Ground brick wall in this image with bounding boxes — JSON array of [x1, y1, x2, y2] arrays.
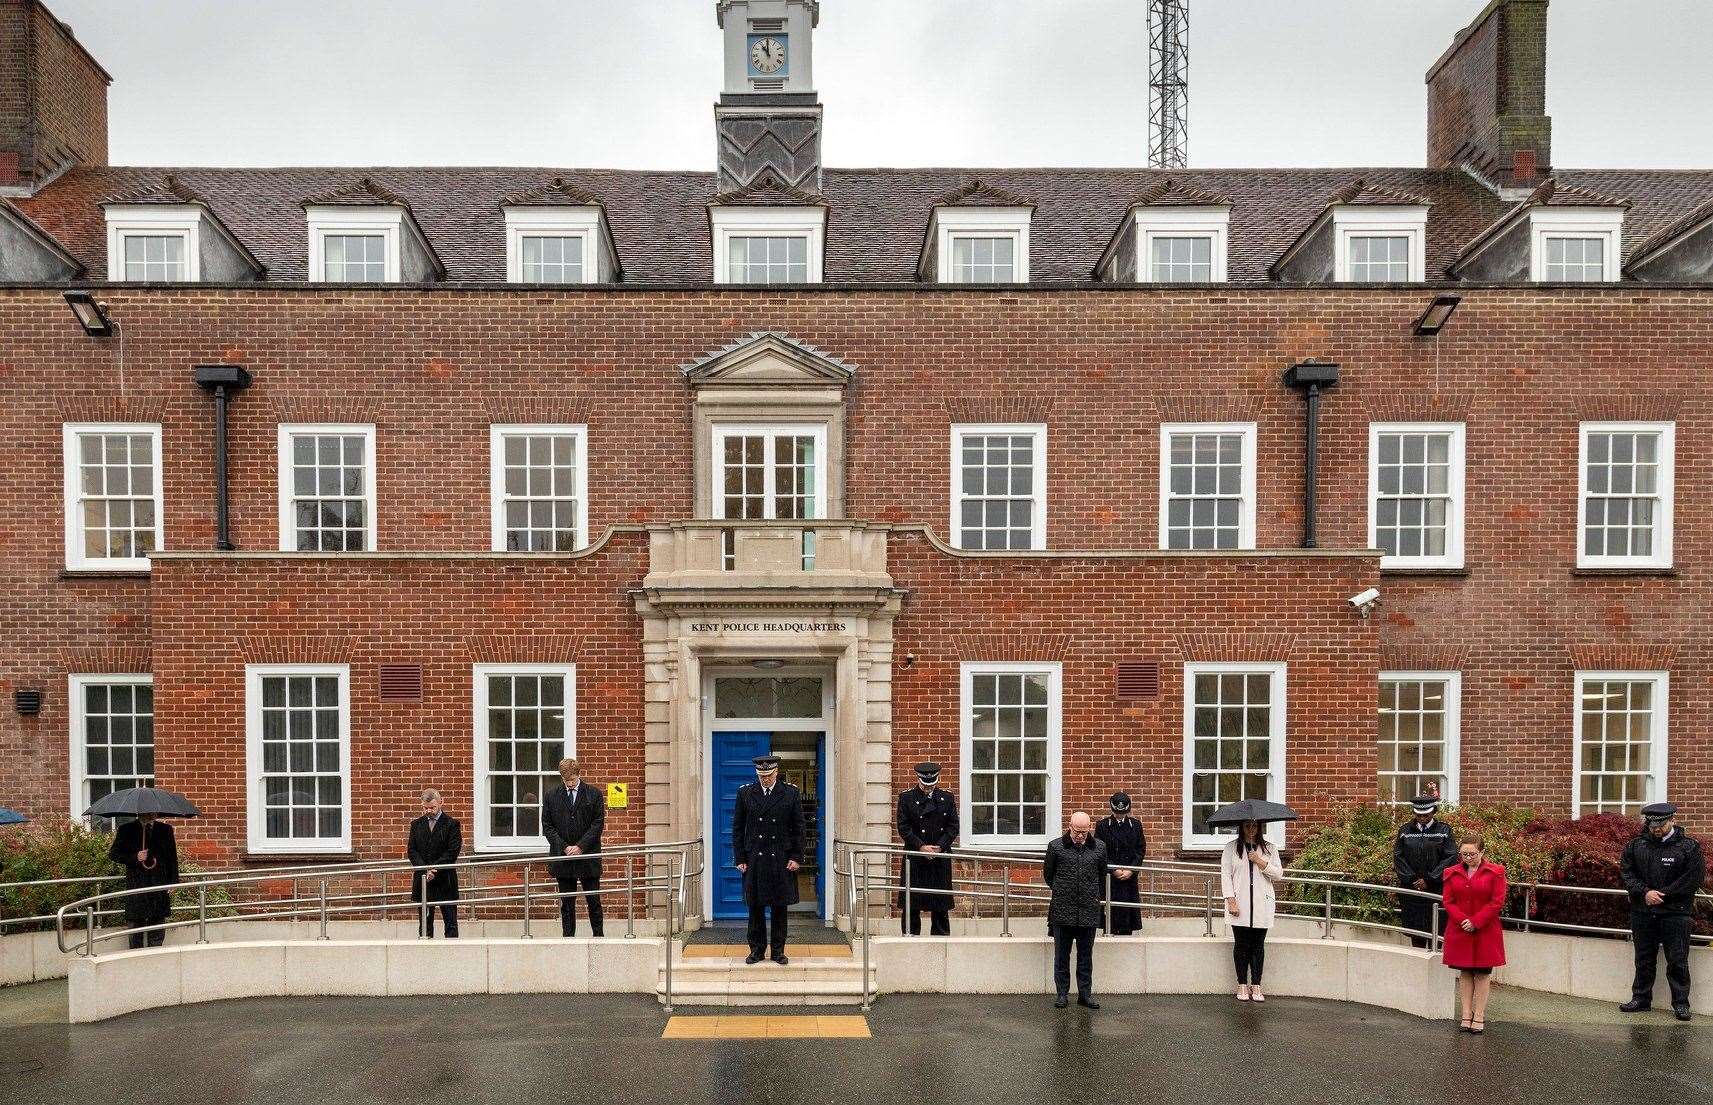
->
[[0, 0, 109, 187], [1426, 0, 1550, 187], [1, 284, 1709, 842]]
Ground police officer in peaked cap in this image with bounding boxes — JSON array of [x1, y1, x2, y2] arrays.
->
[[1619, 802, 1706, 1020], [731, 754, 806, 965], [1095, 792, 1146, 935], [896, 761, 958, 936], [1393, 794, 1458, 949]]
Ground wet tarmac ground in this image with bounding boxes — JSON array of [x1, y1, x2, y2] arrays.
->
[[1, 989, 1709, 1105]]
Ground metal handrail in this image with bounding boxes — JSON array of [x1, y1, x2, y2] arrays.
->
[[52, 838, 705, 1012]]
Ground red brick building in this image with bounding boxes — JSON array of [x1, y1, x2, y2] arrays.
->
[[2, 0, 1709, 922]]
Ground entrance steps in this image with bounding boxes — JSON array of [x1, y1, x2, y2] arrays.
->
[[658, 948, 874, 1006]]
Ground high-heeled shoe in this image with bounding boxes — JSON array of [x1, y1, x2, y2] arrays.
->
[[1469, 1020, 1486, 1035], [1458, 1019, 1473, 1033]]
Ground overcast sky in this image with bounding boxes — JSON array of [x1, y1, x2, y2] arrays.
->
[[47, 0, 1713, 170]]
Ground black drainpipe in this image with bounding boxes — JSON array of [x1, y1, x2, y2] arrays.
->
[[1282, 360, 1340, 549], [193, 364, 253, 551]]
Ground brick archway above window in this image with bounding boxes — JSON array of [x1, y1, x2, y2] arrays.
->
[[238, 635, 356, 664], [57, 646, 150, 674], [1567, 643, 1677, 671], [1380, 644, 1470, 671], [56, 396, 165, 424], [1176, 632, 1296, 663], [1151, 394, 1262, 424], [1362, 392, 1474, 422], [1574, 394, 1682, 422], [464, 634, 582, 664], [944, 394, 1052, 424], [950, 632, 1070, 662]]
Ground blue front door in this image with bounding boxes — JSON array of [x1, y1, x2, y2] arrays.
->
[[712, 730, 772, 920]]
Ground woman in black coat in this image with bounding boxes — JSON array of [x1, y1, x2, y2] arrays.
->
[[1094, 792, 1146, 935], [107, 815, 178, 949]]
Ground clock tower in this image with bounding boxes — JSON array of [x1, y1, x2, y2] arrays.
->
[[714, 0, 822, 196]]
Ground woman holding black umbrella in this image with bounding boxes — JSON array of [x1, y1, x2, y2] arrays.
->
[[1220, 818, 1283, 1001]]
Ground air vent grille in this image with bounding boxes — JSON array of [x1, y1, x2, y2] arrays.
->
[[1114, 662, 1160, 699], [378, 664, 423, 702]]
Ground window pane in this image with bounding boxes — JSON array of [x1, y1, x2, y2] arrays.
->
[[967, 669, 1054, 840], [1165, 431, 1246, 549]]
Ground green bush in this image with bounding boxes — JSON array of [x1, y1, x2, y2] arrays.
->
[[1, 822, 234, 934]]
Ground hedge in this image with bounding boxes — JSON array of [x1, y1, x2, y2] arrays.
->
[[1, 823, 234, 935]]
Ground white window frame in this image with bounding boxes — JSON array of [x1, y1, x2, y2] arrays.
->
[[62, 422, 164, 572], [488, 424, 589, 552], [1377, 670, 1462, 807], [1182, 661, 1288, 851], [959, 660, 1063, 849], [306, 206, 403, 283], [1367, 422, 1466, 569], [710, 422, 829, 520], [502, 206, 604, 284], [276, 423, 378, 552], [1572, 670, 1669, 819], [710, 206, 826, 284], [67, 673, 154, 819], [1158, 422, 1258, 551], [245, 663, 352, 855], [1135, 207, 1230, 283], [1577, 421, 1674, 569], [471, 663, 577, 853], [930, 206, 1032, 284], [1333, 206, 1427, 283], [948, 423, 1047, 551], [104, 205, 199, 282], [1529, 208, 1623, 283]]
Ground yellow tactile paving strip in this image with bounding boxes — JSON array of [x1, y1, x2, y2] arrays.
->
[[681, 943, 852, 958], [662, 1015, 871, 1039]]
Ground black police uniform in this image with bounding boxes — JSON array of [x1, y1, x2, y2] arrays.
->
[[896, 779, 958, 935], [1620, 811, 1706, 1015], [1094, 804, 1146, 935], [731, 767, 806, 962], [1393, 815, 1458, 948]]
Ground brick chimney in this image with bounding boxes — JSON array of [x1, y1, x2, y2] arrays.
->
[[0, 0, 110, 192], [1426, 0, 1550, 191]]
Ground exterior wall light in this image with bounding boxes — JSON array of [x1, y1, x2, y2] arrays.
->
[[1412, 294, 1461, 336], [63, 290, 114, 336]]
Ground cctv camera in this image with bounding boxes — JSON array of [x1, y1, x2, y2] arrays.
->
[[1348, 588, 1380, 615]]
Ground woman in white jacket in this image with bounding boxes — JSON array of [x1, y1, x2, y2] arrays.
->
[[1221, 819, 1283, 1001]]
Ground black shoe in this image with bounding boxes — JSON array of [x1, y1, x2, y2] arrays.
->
[[1053, 996, 1069, 1009], [1619, 999, 1651, 1013], [1674, 1007, 1692, 1022], [745, 953, 763, 965], [772, 954, 790, 966], [1077, 997, 1101, 1010]]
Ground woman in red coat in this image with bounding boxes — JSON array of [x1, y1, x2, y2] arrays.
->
[[1441, 834, 1507, 1033]]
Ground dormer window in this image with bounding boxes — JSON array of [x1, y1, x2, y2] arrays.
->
[[303, 178, 444, 284], [709, 204, 826, 285], [116, 225, 189, 281], [1097, 181, 1230, 284], [101, 177, 263, 284], [1334, 207, 1427, 283], [501, 179, 618, 285], [1530, 206, 1623, 282], [920, 180, 1033, 285]]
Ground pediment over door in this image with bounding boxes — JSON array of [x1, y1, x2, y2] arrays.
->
[[680, 331, 856, 389]]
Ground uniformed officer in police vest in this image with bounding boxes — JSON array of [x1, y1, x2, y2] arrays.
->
[[1619, 802, 1706, 1021], [896, 761, 958, 935], [1393, 794, 1458, 948], [731, 754, 806, 965]]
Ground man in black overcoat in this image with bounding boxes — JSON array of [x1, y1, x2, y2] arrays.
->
[[896, 761, 958, 936], [408, 788, 462, 938], [1392, 794, 1457, 948], [107, 814, 178, 949], [1095, 792, 1146, 935], [732, 754, 805, 964], [542, 757, 605, 937]]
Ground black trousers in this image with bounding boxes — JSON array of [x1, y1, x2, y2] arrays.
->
[[557, 874, 604, 937], [1106, 874, 1142, 935], [1631, 911, 1692, 1008], [1399, 889, 1440, 950], [1232, 925, 1268, 984], [902, 909, 951, 936], [418, 901, 459, 938], [126, 921, 166, 949], [748, 901, 789, 956], [1053, 925, 1096, 999]]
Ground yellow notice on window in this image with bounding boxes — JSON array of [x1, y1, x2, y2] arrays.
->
[[607, 782, 629, 808]]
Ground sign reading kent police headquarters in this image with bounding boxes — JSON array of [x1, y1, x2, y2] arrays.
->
[[687, 619, 851, 633]]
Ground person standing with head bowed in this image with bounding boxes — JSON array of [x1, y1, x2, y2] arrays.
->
[[732, 754, 806, 965], [896, 761, 958, 936], [1393, 793, 1458, 949], [542, 757, 605, 937], [1044, 810, 1107, 1010], [408, 788, 462, 938], [1221, 819, 1282, 1002], [1095, 792, 1146, 935], [107, 812, 179, 949], [1441, 834, 1506, 1033], [1619, 802, 1705, 1021]]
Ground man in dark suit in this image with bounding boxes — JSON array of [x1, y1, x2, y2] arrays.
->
[[896, 761, 957, 935], [542, 757, 605, 937], [407, 788, 462, 938], [732, 754, 805, 965], [107, 813, 178, 949]]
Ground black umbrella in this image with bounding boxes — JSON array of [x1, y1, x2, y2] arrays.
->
[[1206, 799, 1298, 826], [85, 787, 200, 820], [0, 807, 27, 826]]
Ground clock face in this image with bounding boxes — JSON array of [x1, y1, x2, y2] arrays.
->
[[749, 35, 787, 75]]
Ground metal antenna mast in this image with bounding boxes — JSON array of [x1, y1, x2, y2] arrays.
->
[[1148, 0, 1189, 168]]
